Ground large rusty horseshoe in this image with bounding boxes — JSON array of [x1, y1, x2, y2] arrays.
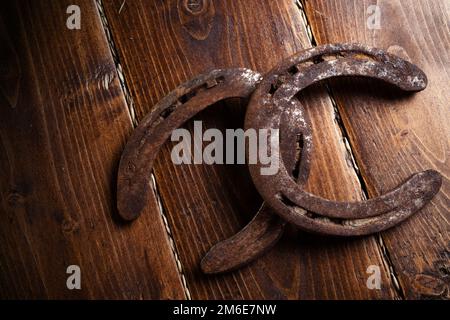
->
[[245, 43, 442, 236]]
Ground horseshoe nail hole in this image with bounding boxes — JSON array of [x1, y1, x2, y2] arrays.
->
[[287, 65, 299, 75], [179, 90, 196, 104], [294, 51, 377, 70], [301, 53, 345, 65], [147, 76, 228, 135], [179, 76, 226, 104], [313, 56, 325, 64], [276, 192, 348, 226], [206, 78, 218, 88], [268, 83, 278, 95], [292, 133, 303, 179], [322, 56, 336, 62], [200, 75, 225, 90], [349, 52, 377, 62], [322, 54, 339, 62], [215, 75, 225, 84], [300, 60, 315, 67], [324, 52, 347, 61], [160, 104, 177, 119], [268, 77, 286, 95]]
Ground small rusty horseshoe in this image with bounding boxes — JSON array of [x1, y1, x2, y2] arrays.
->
[[117, 68, 300, 274], [245, 43, 442, 236]]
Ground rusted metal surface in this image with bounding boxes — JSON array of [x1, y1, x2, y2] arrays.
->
[[116, 44, 442, 274], [117, 68, 262, 221], [245, 43, 443, 236]]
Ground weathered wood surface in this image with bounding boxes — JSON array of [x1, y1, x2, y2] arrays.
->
[[2, 0, 446, 300], [304, 0, 450, 299], [0, 0, 185, 299], [102, 0, 395, 299]]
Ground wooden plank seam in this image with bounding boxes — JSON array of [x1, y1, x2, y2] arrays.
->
[[296, 0, 405, 298], [376, 234, 404, 298], [95, 0, 192, 299], [150, 174, 192, 299], [327, 94, 407, 297], [95, 0, 137, 126]]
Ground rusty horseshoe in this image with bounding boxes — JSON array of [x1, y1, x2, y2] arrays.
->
[[245, 43, 442, 236], [117, 68, 312, 274]]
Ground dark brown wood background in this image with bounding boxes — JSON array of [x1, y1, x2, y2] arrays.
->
[[0, 0, 448, 299]]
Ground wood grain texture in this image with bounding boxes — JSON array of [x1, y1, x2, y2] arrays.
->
[[103, 0, 396, 299], [0, 0, 185, 299], [304, 0, 450, 299]]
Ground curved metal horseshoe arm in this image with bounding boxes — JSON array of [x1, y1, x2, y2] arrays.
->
[[201, 99, 313, 274], [117, 68, 262, 221], [276, 57, 442, 219], [272, 57, 439, 219]]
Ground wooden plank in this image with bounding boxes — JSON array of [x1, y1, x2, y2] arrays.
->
[[304, 0, 450, 299], [103, 0, 396, 299], [0, 0, 185, 299]]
